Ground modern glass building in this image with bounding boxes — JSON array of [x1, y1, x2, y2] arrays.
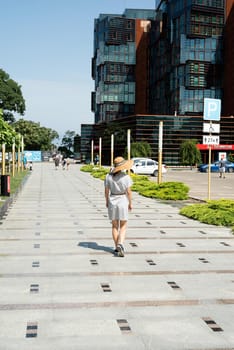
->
[[223, 0, 234, 115], [149, 0, 224, 116], [82, 1, 233, 164], [91, 9, 156, 124]]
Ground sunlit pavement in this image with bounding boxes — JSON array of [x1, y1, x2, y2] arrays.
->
[[161, 167, 234, 201], [0, 162, 233, 350]]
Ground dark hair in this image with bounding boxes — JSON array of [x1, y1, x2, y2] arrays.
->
[[110, 170, 120, 176]]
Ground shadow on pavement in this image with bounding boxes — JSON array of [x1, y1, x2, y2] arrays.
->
[[78, 241, 113, 254]]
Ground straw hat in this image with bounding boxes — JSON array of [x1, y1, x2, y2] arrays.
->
[[112, 156, 133, 173]]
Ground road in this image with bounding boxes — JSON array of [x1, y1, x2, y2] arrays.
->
[[159, 167, 234, 201]]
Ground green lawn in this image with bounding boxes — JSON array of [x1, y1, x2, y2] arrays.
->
[[0, 170, 29, 206]]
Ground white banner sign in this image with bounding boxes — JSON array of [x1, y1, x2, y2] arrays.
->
[[203, 123, 220, 134], [203, 135, 220, 145]]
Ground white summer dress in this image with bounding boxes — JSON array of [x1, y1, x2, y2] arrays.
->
[[104, 171, 132, 221]]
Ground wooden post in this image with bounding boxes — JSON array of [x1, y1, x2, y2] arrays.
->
[[2, 143, 5, 175], [157, 121, 163, 184], [12, 140, 15, 177]]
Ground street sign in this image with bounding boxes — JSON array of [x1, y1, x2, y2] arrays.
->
[[203, 98, 221, 121], [203, 123, 220, 133], [203, 135, 220, 145]]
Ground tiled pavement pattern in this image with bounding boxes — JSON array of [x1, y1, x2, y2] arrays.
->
[[0, 163, 233, 350]]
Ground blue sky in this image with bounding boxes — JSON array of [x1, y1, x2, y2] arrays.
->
[[0, 0, 155, 138]]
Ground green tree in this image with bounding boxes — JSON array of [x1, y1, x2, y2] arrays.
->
[[180, 139, 201, 167], [61, 130, 76, 150], [0, 69, 26, 122], [0, 109, 17, 147], [58, 130, 76, 156], [129, 142, 152, 158], [37, 126, 59, 151], [13, 119, 59, 150]]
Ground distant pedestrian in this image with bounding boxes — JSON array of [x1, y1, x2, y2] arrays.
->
[[66, 158, 71, 170], [104, 156, 133, 257], [219, 158, 226, 178], [94, 154, 99, 165], [23, 154, 27, 170], [54, 154, 60, 170], [62, 157, 66, 170]]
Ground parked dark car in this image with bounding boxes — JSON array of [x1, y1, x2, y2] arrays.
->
[[198, 160, 234, 173]]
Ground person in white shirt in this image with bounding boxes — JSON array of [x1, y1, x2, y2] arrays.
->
[[104, 157, 133, 257]]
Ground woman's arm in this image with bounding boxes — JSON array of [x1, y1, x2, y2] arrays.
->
[[126, 187, 132, 210], [105, 187, 109, 208]]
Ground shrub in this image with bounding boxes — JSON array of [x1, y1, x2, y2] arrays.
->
[[132, 176, 189, 200], [180, 199, 234, 227], [81, 167, 189, 200], [80, 164, 94, 172], [91, 167, 109, 180], [131, 176, 155, 193], [139, 181, 189, 200]]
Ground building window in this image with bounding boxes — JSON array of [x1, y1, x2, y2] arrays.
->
[[126, 33, 132, 41], [127, 20, 132, 29]]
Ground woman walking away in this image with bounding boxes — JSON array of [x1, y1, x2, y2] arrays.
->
[[104, 156, 133, 257]]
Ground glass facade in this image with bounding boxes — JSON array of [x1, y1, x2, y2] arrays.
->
[[93, 115, 203, 165], [92, 9, 155, 124], [80, 124, 94, 162], [223, 0, 234, 115], [85, 2, 233, 165], [149, 0, 224, 116], [92, 113, 233, 165]]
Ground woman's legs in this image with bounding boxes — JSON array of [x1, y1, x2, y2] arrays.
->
[[112, 220, 119, 248], [116, 220, 127, 257], [118, 220, 127, 245], [111, 220, 127, 247]]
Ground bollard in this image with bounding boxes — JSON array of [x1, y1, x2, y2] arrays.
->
[[1, 175, 10, 196]]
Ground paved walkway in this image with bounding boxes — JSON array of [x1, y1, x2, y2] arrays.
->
[[0, 163, 233, 349]]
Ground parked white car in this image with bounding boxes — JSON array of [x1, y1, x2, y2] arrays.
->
[[131, 158, 167, 176]]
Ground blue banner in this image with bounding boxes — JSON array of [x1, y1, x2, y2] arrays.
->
[[24, 151, 42, 162]]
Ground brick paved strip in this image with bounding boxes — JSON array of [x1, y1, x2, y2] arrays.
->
[[0, 298, 234, 311], [191, 348, 234, 350], [0, 236, 233, 240], [2, 250, 234, 257], [1, 269, 234, 278]]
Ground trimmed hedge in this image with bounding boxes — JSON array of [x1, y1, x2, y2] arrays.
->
[[80, 167, 189, 200], [180, 199, 234, 228]]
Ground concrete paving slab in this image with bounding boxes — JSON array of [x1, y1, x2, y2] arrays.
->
[[0, 163, 233, 350]]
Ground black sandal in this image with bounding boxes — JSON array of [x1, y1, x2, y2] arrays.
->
[[117, 244, 125, 257]]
